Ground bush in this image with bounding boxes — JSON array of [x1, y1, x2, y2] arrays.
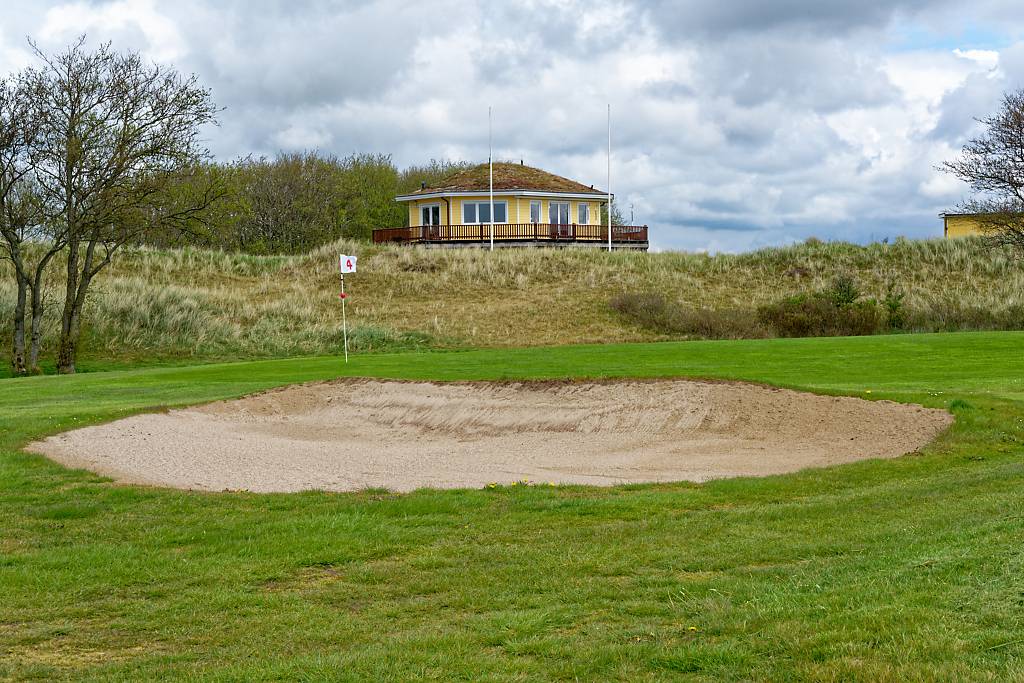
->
[[609, 292, 672, 330], [671, 308, 766, 339], [609, 292, 765, 339], [903, 301, 1024, 332], [883, 282, 906, 330], [827, 274, 861, 307], [757, 276, 885, 337]]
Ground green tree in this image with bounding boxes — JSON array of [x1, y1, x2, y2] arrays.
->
[[337, 153, 402, 239]]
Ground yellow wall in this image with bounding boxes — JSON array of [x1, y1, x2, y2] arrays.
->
[[408, 196, 603, 226], [944, 215, 984, 238]]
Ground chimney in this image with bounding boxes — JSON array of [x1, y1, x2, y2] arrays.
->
[[420, 181, 426, 190], [520, 159, 524, 165]]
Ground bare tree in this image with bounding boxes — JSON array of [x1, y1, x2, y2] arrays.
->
[[942, 90, 1024, 250], [24, 37, 219, 373], [0, 75, 60, 375], [0, 77, 32, 374]]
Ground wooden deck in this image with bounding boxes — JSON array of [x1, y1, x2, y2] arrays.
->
[[372, 223, 649, 250]]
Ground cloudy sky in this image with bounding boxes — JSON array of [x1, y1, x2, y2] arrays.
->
[[2, 1, 1023, 251]]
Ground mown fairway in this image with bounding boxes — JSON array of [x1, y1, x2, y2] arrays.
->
[[2, 331, 1024, 680]]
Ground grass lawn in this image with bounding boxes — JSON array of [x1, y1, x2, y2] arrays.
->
[[3, 331, 1024, 680]]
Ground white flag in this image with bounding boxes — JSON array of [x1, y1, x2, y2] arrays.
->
[[339, 255, 358, 274]]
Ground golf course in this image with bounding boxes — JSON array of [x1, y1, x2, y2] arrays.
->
[[3, 330, 1023, 680]]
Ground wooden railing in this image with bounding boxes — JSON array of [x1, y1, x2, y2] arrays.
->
[[372, 223, 648, 245]]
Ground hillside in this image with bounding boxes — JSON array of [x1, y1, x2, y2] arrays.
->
[[2, 236, 1023, 368]]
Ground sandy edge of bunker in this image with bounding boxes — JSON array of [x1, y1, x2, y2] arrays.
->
[[27, 378, 953, 493]]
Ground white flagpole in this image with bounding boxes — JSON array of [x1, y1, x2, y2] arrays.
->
[[340, 274, 348, 363], [489, 106, 494, 251], [607, 103, 612, 253]]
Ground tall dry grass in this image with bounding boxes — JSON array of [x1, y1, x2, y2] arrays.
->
[[2, 236, 1022, 365]]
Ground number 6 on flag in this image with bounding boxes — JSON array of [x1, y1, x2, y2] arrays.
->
[[339, 254, 357, 273]]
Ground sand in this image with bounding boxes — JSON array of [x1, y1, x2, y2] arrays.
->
[[27, 379, 952, 493]]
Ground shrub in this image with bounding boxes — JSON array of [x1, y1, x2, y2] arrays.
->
[[609, 292, 673, 330], [827, 274, 861, 307], [883, 282, 906, 330], [609, 292, 765, 339], [671, 307, 766, 339], [757, 276, 885, 338], [903, 301, 1024, 332]]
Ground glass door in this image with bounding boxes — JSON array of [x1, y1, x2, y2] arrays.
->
[[549, 202, 570, 237], [421, 204, 440, 239]]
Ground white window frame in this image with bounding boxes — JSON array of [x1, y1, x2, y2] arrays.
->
[[549, 201, 570, 225], [462, 200, 508, 224], [420, 203, 441, 226], [530, 200, 542, 224], [578, 202, 590, 225]]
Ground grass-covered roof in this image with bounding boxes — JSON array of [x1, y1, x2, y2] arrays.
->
[[408, 162, 606, 196]]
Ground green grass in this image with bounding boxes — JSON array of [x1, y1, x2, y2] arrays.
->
[[3, 331, 1024, 680]]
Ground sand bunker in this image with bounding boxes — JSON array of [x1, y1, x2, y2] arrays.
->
[[28, 379, 952, 493]]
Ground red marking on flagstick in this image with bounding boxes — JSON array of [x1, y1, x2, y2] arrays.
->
[[338, 292, 348, 299]]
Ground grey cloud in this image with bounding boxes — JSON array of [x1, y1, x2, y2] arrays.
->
[[642, 0, 953, 38], [178, 1, 430, 104], [5, 0, 1024, 251], [693, 37, 900, 111], [930, 42, 1024, 145]]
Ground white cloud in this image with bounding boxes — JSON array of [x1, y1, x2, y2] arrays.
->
[[39, 0, 184, 62], [954, 48, 1000, 70]]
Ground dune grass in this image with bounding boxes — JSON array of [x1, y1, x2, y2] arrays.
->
[[3, 331, 1024, 680], [4, 236, 1024, 371]]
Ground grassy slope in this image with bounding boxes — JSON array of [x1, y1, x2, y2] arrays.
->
[[3, 331, 1024, 680], [5, 236, 1024, 369]]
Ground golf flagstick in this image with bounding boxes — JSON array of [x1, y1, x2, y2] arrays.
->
[[338, 253, 357, 363], [341, 273, 348, 363]]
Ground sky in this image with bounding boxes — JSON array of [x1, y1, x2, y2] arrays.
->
[[2, 1, 1024, 252]]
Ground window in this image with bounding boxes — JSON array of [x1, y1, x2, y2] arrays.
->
[[420, 204, 440, 226], [549, 201, 569, 225], [462, 200, 507, 224], [578, 203, 590, 225], [530, 200, 541, 224]]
